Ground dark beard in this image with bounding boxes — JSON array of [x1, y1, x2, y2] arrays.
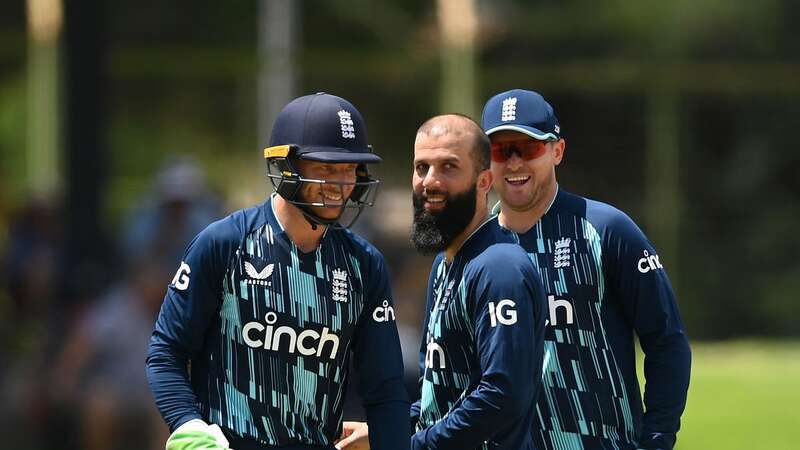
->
[[410, 184, 477, 255]]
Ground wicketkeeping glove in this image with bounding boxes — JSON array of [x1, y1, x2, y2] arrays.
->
[[166, 419, 233, 450]]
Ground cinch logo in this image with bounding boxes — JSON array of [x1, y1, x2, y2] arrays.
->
[[171, 261, 191, 291], [372, 300, 395, 322], [637, 250, 664, 274], [501, 97, 517, 121], [488, 299, 517, 327], [242, 312, 341, 360], [548, 295, 574, 326], [424, 338, 446, 369], [337, 110, 356, 139], [244, 261, 274, 286]]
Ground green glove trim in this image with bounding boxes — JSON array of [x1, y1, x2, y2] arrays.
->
[[166, 430, 229, 450]]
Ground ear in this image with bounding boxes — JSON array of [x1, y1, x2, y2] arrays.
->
[[476, 169, 493, 195], [552, 138, 566, 166]]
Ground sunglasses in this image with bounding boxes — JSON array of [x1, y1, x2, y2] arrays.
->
[[490, 139, 552, 163]]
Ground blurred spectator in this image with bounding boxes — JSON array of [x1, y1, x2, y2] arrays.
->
[[2, 195, 62, 321], [0, 156, 224, 449], [51, 256, 171, 450], [0, 195, 64, 449], [123, 155, 221, 270], [40, 156, 221, 450]]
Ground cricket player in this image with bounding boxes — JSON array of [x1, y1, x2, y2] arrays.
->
[[146, 93, 410, 450], [337, 114, 548, 450], [481, 89, 692, 449]]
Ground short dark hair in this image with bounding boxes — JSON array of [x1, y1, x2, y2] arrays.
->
[[416, 113, 490, 174]]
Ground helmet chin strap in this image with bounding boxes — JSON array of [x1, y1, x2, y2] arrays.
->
[[296, 203, 335, 231], [287, 176, 365, 230], [295, 200, 364, 231]]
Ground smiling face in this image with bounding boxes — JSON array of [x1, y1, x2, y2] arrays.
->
[[410, 117, 492, 254], [412, 134, 477, 214], [293, 158, 358, 219], [489, 130, 564, 213]]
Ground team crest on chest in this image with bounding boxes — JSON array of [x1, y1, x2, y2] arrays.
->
[[438, 279, 455, 310], [332, 268, 349, 303], [553, 237, 572, 269]]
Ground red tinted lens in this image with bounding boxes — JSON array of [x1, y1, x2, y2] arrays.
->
[[490, 140, 547, 162]]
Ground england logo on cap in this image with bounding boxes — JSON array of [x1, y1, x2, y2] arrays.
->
[[501, 97, 517, 121]]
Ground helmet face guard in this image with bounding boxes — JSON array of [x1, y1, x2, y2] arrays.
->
[[264, 145, 380, 228]]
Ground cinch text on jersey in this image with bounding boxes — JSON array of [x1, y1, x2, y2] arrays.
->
[[242, 311, 341, 360]]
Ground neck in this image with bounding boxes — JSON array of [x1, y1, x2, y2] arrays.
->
[[445, 203, 488, 262], [499, 181, 558, 233], [273, 195, 326, 252]]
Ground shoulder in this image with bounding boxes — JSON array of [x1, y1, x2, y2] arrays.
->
[[559, 194, 656, 260], [482, 216, 519, 244], [191, 204, 264, 252], [557, 189, 646, 240], [336, 228, 387, 266], [468, 242, 534, 281], [583, 197, 648, 243], [477, 242, 529, 263]]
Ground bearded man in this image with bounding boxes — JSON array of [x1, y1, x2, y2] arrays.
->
[[337, 114, 548, 450]]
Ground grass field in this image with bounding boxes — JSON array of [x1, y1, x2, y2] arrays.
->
[[646, 340, 800, 449]]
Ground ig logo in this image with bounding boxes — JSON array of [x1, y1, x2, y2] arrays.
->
[[372, 300, 396, 322], [488, 299, 517, 327], [171, 262, 191, 291]]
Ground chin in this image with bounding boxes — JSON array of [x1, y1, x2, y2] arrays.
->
[[499, 189, 528, 204], [317, 207, 344, 219], [501, 196, 535, 212]]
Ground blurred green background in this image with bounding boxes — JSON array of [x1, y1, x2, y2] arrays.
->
[[674, 341, 800, 449], [1, 1, 798, 449]]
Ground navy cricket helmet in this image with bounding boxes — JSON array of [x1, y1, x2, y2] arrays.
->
[[263, 92, 381, 228]]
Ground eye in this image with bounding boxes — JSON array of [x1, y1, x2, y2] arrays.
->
[[336, 164, 357, 174], [342, 165, 358, 180], [415, 163, 429, 176]]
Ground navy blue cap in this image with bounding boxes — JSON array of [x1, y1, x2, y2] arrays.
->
[[268, 92, 381, 163], [481, 89, 561, 140]]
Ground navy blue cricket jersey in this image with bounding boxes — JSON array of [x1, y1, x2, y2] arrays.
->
[[146, 195, 410, 450], [410, 217, 548, 450], [507, 188, 691, 450]]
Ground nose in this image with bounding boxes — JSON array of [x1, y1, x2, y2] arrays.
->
[[323, 168, 356, 197], [505, 152, 524, 171], [329, 167, 357, 184], [421, 167, 441, 190]]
